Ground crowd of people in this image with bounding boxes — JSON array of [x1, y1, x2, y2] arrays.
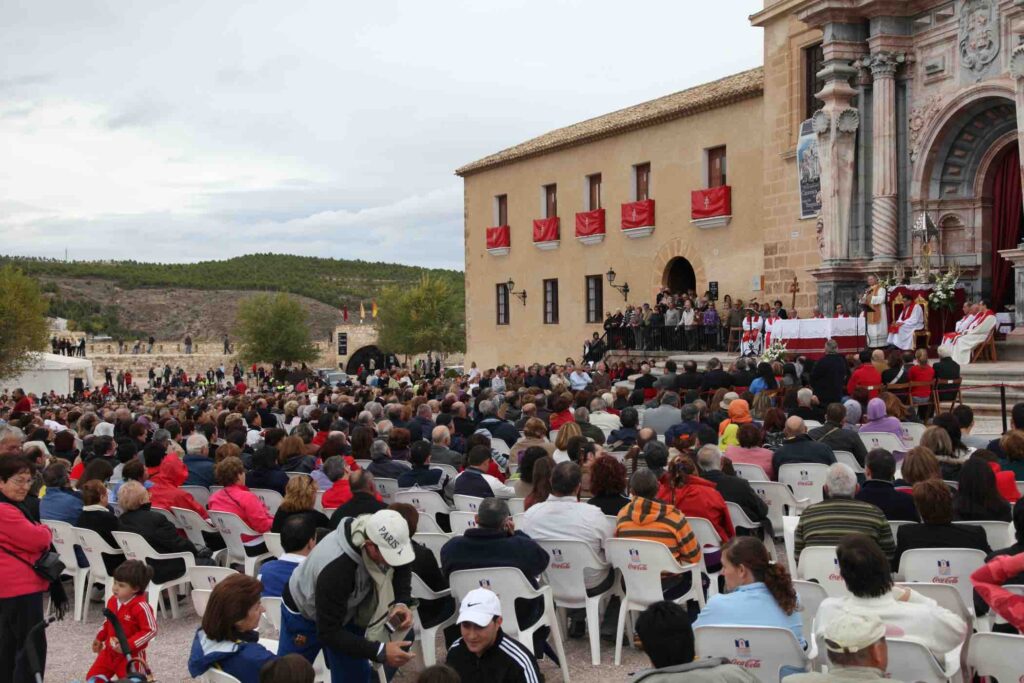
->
[[52, 335, 87, 357], [1, 342, 1023, 683]]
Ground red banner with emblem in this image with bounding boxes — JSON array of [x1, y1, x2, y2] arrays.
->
[[691, 185, 731, 219], [574, 209, 605, 237], [486, 225, 510, 249], [532, 217, 560, 243], [621, 199, 655, 230]]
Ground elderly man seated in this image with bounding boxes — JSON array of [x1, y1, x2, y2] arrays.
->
[[887, 297, 925, 351], [784, 612, 893, 683]]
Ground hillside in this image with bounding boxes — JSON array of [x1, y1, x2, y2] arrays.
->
[[2, 253, 464, 339]]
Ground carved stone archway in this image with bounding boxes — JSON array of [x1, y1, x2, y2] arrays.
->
[[651, 239, 707, 298]]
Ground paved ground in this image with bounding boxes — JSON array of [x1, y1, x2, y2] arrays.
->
[[44, 598, 649, 682]]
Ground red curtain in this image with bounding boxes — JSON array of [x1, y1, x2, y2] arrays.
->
[[991, 145, 1022, 311]]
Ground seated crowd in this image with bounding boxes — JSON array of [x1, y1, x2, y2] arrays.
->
[[1, 346, 1023, 683]]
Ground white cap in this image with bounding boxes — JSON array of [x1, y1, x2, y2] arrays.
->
[[364, 510, 413, 567], [823, 612, 886, 654], [457, 588, 502, 627]]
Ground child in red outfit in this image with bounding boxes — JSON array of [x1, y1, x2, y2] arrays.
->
[[86, 560, 158, 681]]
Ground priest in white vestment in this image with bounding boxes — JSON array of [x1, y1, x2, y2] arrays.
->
[[886, 298, 925, 350], [941, 302, 975, 345], [944, 302, 997, 365], [741, 312, 763, 357], [861, 275, 888, 347]]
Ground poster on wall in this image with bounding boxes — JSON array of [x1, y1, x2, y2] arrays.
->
[[797, 119, 821, 220]]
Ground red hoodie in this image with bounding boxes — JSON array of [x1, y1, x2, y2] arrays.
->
[[657, 475, 735, 541], [148, 456, 209, 520]]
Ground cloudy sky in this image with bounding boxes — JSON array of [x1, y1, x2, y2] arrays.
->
[[0, 1, 763, 270]]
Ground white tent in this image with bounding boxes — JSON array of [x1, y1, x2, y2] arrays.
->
[[0, 353, 94, 397]]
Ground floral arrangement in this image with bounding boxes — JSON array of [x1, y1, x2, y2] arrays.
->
[[927, 264, 960, 311], [760, 338, 789, 363]]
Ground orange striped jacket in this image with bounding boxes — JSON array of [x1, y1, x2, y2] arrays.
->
[[615, 496, 702, 566]]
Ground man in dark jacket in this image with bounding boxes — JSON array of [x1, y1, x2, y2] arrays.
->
[[808, 403, 868, 466], [700, 358, 732, 393], [932, 346, 961, 403], [397, 441, 451, 498], [772, 417, 836, 475], [729, 358, 755, 389], [697, 445, 771, 534], [676, 360, 704, 392], [855, 449, 918, 521], [810, 340, 848, 407], [330, 471, 387, 527], [445, 588, 541, 683], [476, 400, 518, 448]]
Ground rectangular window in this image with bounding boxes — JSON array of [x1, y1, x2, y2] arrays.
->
[[543, 184, 557, 218], [543, 278, 559, 324], [805, 42, 825, 120], [635, 162, 651, 201], [587, 173, 602, 211], [585, 275, 604, 324], [707, 146, 727, 187], [496, 194, 508, 226], [496, 283, 509, 325]]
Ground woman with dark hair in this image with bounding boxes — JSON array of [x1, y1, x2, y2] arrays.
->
[[548, 394, 575, 431], [523, 457, 553, 510], [881, 350, 906, 386], [77, 480, 124, 574], [387, 428, 412, 462], [512, 446, 550, 499], [657, 454, 734, 541], [749, 362, 778, 396], [246, 446, 288, 495], [586, 455, 631, 516], [895, 478, 991, 571], [188, 574, 277, 681], [349, 427, 374, 462], [693, 536, 802, 644], [954, 456, 1012, 521], [278, 435, 316, 474], [781, 362, 800, 388], [970, 449, 1020, 504], [761, 407, 787, 451]]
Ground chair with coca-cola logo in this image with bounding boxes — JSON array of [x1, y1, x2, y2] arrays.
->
[[899, 548, 987, 622], [796, 545, 849, 598], [778, 463, 830, 505], [693, 625, 809, 683]]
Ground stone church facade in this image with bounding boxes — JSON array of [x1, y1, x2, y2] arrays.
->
[[458, 0, 1024, 368]]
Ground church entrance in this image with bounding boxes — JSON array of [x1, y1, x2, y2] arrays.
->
[[985, 143, 1022, 311], [663, 257, 696, 295]]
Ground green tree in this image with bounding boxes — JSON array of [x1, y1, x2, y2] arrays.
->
[[235, 293, 319, 366], [376, 274, 466, 357], [0, 266, 50, 380]]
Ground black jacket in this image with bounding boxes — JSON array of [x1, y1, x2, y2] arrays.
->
[[933, 358, 961, 401], [702, 470, 770, 525], [810, 353, 848, 407], [246, 467, 289, 496], [329, 493, 386, 528], [676, 371, 704, 392], [271, 508, 332, 534], [894, 522, 991, 570], [701, 369, 733, 392], [771, 435, 836, 475], [77, 507, 119, 547], [586, 493, 631, 517], [808, 421, 868, 466], [118, 504, 198, 583], [440, 528, 549, 588], [855, 480, 918, 522], [478, 418, 519, 448], [445, 629, 542, 683]]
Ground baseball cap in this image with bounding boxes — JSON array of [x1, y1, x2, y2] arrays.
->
[[823, 612, 886, 654], [720, 392, 739, 409], [364, 510, 414, 567], [457, 588, 502, 627]]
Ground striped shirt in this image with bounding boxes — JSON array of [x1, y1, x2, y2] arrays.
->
[[794, 498, 895, 559], [615, 496, 702, 565]]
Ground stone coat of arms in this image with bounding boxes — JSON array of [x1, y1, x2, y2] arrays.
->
[[960, 0, 999, 74]]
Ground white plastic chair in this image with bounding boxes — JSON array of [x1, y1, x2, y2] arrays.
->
[[549, 430, 559, 442], [171, 507, 226, 564], [263, 532, 284, 558], [778, 463, 830, 505], [901, 422, 925, 446], [208, 510, 274, 576], [952, 520, 1013, 550], [355, 459, 372, 470], [429, 464, 459, 482], [250, 488, 283, 516], [412, 532, 450, 565], [191, 588, 211, 617], [448, 511, 478, 535], [393, 489, 452, 529], [886, 636, 961, 683], [151, 506, 180, 528], [536, 539, 616, 665], [687, 517, 723, 596], [203, 666, 242, 683], [803, 420, 822, 430], [507, 497, 525, 515], [491, 439, 511, 456], [605, 538, 704, 665], [694, 626, 809, 683], [448, 567, 570, 682], [181, 485, 211, 507], [899, 547, 987, 619], [966, 631, 1024, 681], [792, 580, 827, 640], [858, 430, 906, 453], [410, 573, 455, 668], [44, 520, 89, 621], [833, 450, 863, 474], [415, 515, 444, 534], [733, 463, 770, 482], [797, 546, 848, 598], [725, 502, 776, 561], [888, 519, 914, 540], [894, 582, 973, 632], [74, 527, 125, 620], [374, 477, 398, 504], [189, 565, 239, 589], [112, 531, 195, 619], [782, 515, 799, 574], [261, 595, 283, 631], [453, 494, 484, 512], [751, 482, 809, 538], [314, 490, 326, 513]]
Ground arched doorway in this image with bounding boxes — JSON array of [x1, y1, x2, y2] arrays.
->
[[984, 143, 1022, 311], [345, 345, 384, 374], [663, 257, 697, 294]]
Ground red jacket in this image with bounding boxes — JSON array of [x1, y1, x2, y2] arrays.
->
[[549, 410, 574, 431], [972, 553, 1024, 631], [846, 364, 882, 399], [95, 592, 157, 655], [13, 396, 31, 414], [149, 456, 209, 520], [907, 364, 934, 397], [209, 484, 273, 542], [987, 461, 1021, 504], [656, 475, 735, 541], [0, 501, 53, 598], [322, 478, 383, 509]]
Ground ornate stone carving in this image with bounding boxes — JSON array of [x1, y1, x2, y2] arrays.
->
[[836, 108, 860, 134], [863, 51, 904, 79], [1011, 43, 1024, 80], [909, 95, 944, 164], [811, 110, 831, 135], [959, 0, 1000, 74]]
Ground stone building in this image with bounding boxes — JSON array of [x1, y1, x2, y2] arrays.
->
[[457, 0, 1024, 368]]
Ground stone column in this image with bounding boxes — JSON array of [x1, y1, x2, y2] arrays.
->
[[864, 51, 903, 264], [1010, 44, 1024, 215]]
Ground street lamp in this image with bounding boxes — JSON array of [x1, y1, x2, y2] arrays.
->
[[506, 278, 527, 305], [606, 268, 629, 301]]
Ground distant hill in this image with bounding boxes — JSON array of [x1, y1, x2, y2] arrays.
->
[[2, 253, 464, 339]]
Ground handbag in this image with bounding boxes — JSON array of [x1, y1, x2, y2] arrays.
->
[[0, 544, 66, 583]]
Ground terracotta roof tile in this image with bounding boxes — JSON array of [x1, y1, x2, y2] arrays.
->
[[455, 67, 764, 177]]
